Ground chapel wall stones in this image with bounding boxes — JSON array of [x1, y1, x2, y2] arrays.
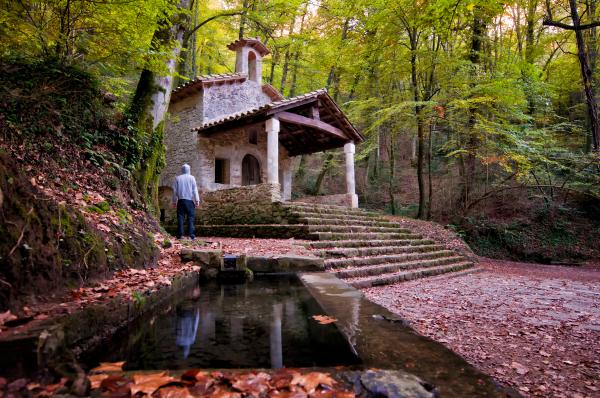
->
[[202, 80, 272, 123], [198, 183, 289, 225], [161, 92, 203, 189]]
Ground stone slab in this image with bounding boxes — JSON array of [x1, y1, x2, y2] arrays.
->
[[247, 255, 324, 273]]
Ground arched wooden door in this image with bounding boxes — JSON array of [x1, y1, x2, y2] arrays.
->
[[242, 154, 261, 185]]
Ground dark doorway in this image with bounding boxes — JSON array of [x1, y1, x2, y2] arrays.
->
[[215, 158, 230, 184], [242, 154, 261, 186]]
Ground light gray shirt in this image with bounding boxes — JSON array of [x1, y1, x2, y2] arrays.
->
[[172, 164, 200, 204]]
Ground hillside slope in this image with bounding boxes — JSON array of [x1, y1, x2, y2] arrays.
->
[[0, 60, 160, 311]]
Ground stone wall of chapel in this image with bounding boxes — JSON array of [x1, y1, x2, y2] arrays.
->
[[160, 91, 204, 190], [197, 124, 290, 192], [202, 80, 272, 123]]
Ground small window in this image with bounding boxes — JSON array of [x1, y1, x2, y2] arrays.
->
[[249, 129, 258, 145], [215, 158, 230, 184], [248, 51, 257, 82]]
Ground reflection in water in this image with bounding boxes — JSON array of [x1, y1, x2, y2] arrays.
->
[[95, 276, 361, 370], [175, 307, 199, 358], [270, 303, 283, 369]]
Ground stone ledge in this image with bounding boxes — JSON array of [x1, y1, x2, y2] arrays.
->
[[247, 254, 324, 273], [0, 271, 200, 378], [194, 224, 314, 239]]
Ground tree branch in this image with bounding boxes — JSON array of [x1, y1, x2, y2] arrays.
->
[[543, 18, 600, 30], [184, 11, 245, 41]]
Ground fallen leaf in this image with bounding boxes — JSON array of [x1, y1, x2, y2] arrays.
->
[[90, 361, 125, 373], [291, 372, 336, 394], [209, 387, 242, 398], [89, 374, 109, 389], [271, 369, 298, 389], [511, 361, 529, 375], [312, 315, 337, 325], [231, 372, 270, 397], [0, 310, 17, 326], [97, 223, 111, 233], [131, 372, 175, 396], [270, 391, 308, 398], [99, 374, 131, 396], [157, 386, 194, 398]]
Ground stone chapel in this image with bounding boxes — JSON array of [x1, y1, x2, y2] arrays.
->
[[158, 38, 363, 223]]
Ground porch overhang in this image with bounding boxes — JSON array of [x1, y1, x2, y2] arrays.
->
[[191, 90, 364, 156]]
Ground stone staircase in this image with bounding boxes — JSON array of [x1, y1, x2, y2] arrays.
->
[[283, 202, 476, 288]]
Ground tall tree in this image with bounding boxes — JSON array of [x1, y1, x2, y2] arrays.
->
[[544, 0, 600, 150]]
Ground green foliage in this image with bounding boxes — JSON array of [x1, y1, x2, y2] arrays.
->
[[0, 60, 143, 170], [132, 290, 147, 309], [87, 201, 111, 214]]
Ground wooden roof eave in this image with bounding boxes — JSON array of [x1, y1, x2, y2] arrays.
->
[[315, 93, 364, 143], [276, 111, 350, 143]]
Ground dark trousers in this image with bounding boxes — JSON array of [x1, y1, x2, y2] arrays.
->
[[177, 199, 196, 239]]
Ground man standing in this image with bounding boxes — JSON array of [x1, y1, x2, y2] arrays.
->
[[172, 164, 200, 239]]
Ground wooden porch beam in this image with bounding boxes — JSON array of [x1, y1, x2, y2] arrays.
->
[[276, 111, 349, 142]]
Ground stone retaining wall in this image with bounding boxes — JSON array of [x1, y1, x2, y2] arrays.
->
[[198, 183, 287, 225]]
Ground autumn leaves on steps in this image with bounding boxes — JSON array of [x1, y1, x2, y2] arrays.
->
[[283, 202, 476, 288]]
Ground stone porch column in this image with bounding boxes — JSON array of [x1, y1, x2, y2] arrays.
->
[[282, 160, 292, 201], [344, 142, 359, 208], [266, 118, 280, 184]]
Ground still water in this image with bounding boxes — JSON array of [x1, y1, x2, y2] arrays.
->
[[92, 276, 361, 370]]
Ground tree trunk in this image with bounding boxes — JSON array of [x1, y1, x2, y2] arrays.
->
[[239, 0, 249, 39], [408, 29, 426, 219], [426, 122, 433, 220], [569, 0, 600, 150], [313, 152, 335, 195], [461, 6, 486, 210], [128, 0, 190, 211], [289, 2, 308, 98], [388, 136, 396, 215]]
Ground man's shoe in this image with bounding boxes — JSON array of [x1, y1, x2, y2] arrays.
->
[[190, 235, 196, 240]]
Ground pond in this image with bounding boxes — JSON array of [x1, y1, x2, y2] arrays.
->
[[89, 276, 361, 371]]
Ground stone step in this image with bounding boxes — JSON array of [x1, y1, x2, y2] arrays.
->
[[297, 217, 397, 228], [348, 262, 475, 289], [325, 249, 455, 269], [289, 210, 388, 222], [334, 256, 465, 279], [316, 243, 446, 259], [304, 238, 433, 249], [282, 203, 380, 217], [307, 225, 412, 234], [310, 232, 421, 241]]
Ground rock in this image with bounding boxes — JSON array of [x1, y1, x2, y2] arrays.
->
[[359, 370, 436, 398], [192, 249, 223, 268], [70, 373, 90, 396], [246, 255, 279, 273], [102, 92, 118, 105], [180, 248, 194, 262]]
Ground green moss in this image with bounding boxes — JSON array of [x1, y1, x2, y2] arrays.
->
[[116, 208, 132, 225], [87, 201, 110, 214]]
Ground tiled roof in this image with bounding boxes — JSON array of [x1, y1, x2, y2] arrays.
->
[[227, 38, 270, 56], [191, 89, 328, 132], [172, 73, 246, 95], [261, 84, 284, 101]]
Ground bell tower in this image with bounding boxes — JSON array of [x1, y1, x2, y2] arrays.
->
[[227, 38, 270, 84]]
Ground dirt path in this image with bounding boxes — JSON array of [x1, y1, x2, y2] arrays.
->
[[363, 258, 600, 398]]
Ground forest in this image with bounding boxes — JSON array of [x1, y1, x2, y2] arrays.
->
[[1, 0, 599, 261]]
